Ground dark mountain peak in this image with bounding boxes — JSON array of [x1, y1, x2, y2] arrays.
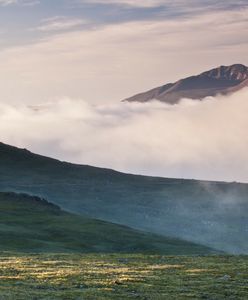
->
[[200, 64, 248, 82], [124, 63, 248, 104]]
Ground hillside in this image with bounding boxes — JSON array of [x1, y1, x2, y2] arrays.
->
[[0, 142, 248, 253], [124, 64, 248, 104], [0, 192, 214, 254]]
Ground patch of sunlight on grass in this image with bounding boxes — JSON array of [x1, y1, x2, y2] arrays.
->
[[0, 253, 247, 300], [148, 264, 183, 270], [0, 276, 23, 280], [185, 269, 209, 273]]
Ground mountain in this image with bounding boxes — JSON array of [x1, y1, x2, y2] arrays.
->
[[0, 142, 248, 253], [0, 192, 214, 254], [124, 64, 248, 104]]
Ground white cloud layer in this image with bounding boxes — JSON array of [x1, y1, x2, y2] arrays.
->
[[1, 88, 248, 183]]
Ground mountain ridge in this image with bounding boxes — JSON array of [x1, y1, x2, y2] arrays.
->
[[124, 64, 248, 104]]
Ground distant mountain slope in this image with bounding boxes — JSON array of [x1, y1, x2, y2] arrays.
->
[[124, 64, 248, 104], [0, 142, 248, 253], [0, 192, 214, 254]]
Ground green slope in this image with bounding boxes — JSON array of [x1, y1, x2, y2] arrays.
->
[[0, 192, 215, 254], [0, 142, 248, 253]]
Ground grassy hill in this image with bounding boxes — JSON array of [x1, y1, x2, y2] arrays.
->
[[0, 142, 248, 253], [0, 192, 215, 254]]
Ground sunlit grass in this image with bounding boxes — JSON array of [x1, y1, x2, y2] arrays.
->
[[0, 253, 247, 299]]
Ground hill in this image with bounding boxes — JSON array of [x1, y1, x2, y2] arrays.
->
[[124, 64, 248, 104], [0, 192, 214, 254], [0, 142, 248, 253]]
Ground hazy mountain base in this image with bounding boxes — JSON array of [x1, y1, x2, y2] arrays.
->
[[0, 192, 214, 255], [0, 142, 247, 254], [0, 253, 247, 300]]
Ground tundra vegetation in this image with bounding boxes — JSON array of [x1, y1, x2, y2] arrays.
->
[[0, 253, 247, 299]]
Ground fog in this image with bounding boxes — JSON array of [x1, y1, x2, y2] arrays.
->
[[0, 88, 248, 182]]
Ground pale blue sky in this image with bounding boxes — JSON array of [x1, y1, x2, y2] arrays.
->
[[1, 1, 247, 46]]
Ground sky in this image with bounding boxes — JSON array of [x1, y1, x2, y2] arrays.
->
[[0, 0, 247, 103], [0, 1, 248, 182]]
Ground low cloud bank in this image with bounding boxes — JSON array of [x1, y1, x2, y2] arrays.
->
[[0, 88, 248, 182]]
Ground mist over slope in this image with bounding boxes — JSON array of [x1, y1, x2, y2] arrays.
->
[[0, 192, 213, 254], [0, 142, 247, 254]]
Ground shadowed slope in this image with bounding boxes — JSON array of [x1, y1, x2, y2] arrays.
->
[[0, 142, 248, 253], [0, 192, 215, 254]]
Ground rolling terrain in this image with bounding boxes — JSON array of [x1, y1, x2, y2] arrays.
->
[[124, 64, 248, 104], [0, 142, 248, 253], [0, 192, 213, 254]]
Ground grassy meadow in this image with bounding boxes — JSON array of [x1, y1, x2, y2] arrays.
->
[[0, 253, 247, 300]]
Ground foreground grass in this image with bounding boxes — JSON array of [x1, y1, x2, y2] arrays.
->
[[0, 253, 247, 299]]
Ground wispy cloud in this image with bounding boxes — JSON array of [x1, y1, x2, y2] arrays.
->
[[81, 0, 166, 8], [0, 0, 17, 5], [0, 0, 39, 6], [37, 16, 88, 32], [80, 0, 248, 10]]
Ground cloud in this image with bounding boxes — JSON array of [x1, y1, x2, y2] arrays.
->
[[0, 0, 18, 5], [0, 8, 247, 104], [0, 0, 39, 6], [1, 88, 248, 183], [79, 0, 248, 9], [37, 17, 88, 32], [81, 0, 166, 7]]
